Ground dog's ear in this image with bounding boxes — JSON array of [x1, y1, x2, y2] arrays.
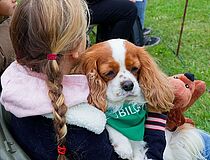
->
[[71, 52, 107, 112], [136, 47, 174, 112], [86, 67, 107, 112]]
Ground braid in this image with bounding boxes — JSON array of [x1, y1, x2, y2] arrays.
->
[[46, 59, 68, 160]]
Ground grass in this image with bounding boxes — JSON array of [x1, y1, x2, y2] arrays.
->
[[89, 0, 210, 132], [145, 0, 210, 132]]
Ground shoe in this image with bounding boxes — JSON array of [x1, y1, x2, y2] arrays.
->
[[143, 28, 152, 36], [144, 36, 161, 47]]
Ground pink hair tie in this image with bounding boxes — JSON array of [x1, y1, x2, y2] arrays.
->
[[47, 53, 57, 60], [57, 145, 67, 155]]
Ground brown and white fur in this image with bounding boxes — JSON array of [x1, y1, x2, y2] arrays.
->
[[70, 39, 174, 160], [71, 39, 174, 114]]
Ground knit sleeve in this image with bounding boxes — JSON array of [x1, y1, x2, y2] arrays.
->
[[144, 112, 167, 160]]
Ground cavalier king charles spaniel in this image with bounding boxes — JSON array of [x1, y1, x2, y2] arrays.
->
[[44, 39, 205, 159], [70, 39, 174, 159]]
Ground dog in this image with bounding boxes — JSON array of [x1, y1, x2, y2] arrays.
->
[[70, 39, 174, 160], [45, 39, 205, 159]]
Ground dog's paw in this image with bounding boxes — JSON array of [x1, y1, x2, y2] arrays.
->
[[106, 125, 133, 159], [114, 144, 133, 160]]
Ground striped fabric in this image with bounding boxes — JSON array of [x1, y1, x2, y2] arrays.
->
[[145, 112, 167, 132]]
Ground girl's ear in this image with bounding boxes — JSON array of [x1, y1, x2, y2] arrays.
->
[[71, 52, 107, 112], [137, 47, 174, 112], [71, 51, 79, 59]]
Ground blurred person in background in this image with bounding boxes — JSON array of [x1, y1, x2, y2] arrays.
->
[[0, 0, 17, 91]]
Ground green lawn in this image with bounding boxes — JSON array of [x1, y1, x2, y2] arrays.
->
[[145, 0, 210, 132]]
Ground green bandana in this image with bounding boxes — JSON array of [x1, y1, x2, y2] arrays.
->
[[106, 102, 147, 141]]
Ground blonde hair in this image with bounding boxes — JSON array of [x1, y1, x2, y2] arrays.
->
[[10, 0, 89, 159]]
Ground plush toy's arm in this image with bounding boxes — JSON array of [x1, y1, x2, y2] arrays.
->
[[166, 108, 185, 131]]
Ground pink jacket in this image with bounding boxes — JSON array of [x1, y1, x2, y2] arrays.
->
[[0, 61, 89, 117]]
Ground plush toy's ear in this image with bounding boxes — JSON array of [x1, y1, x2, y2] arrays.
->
[[136, 47, 174, 112], [70, 52, 107, 112], [184, 80, 206, 111]]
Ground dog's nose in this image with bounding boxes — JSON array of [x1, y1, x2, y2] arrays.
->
[[121, 80, 134, 91]]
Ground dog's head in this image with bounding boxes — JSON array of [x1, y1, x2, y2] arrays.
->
[[71, 39, 174, 112]]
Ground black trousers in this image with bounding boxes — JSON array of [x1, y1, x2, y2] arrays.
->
[[88, 0, 137, 42]]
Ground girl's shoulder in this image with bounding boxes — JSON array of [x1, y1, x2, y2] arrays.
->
[[1, 62, 90, 117]]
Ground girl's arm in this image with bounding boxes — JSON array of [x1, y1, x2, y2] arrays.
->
[[144, 112, 167, 160]]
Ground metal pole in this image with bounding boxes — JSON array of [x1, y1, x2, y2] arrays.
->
[[176, 0, 189, 56]]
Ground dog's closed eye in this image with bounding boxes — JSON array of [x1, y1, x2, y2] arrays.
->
[[130, 67, 139, 74], [104, 70, 116, 79]]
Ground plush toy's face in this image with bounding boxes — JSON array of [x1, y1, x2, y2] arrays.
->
[[168, 74, 195, 110], [166, 73, 206, 131]]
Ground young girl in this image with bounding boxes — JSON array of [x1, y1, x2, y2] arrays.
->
[[0, 0, 120, 159]]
